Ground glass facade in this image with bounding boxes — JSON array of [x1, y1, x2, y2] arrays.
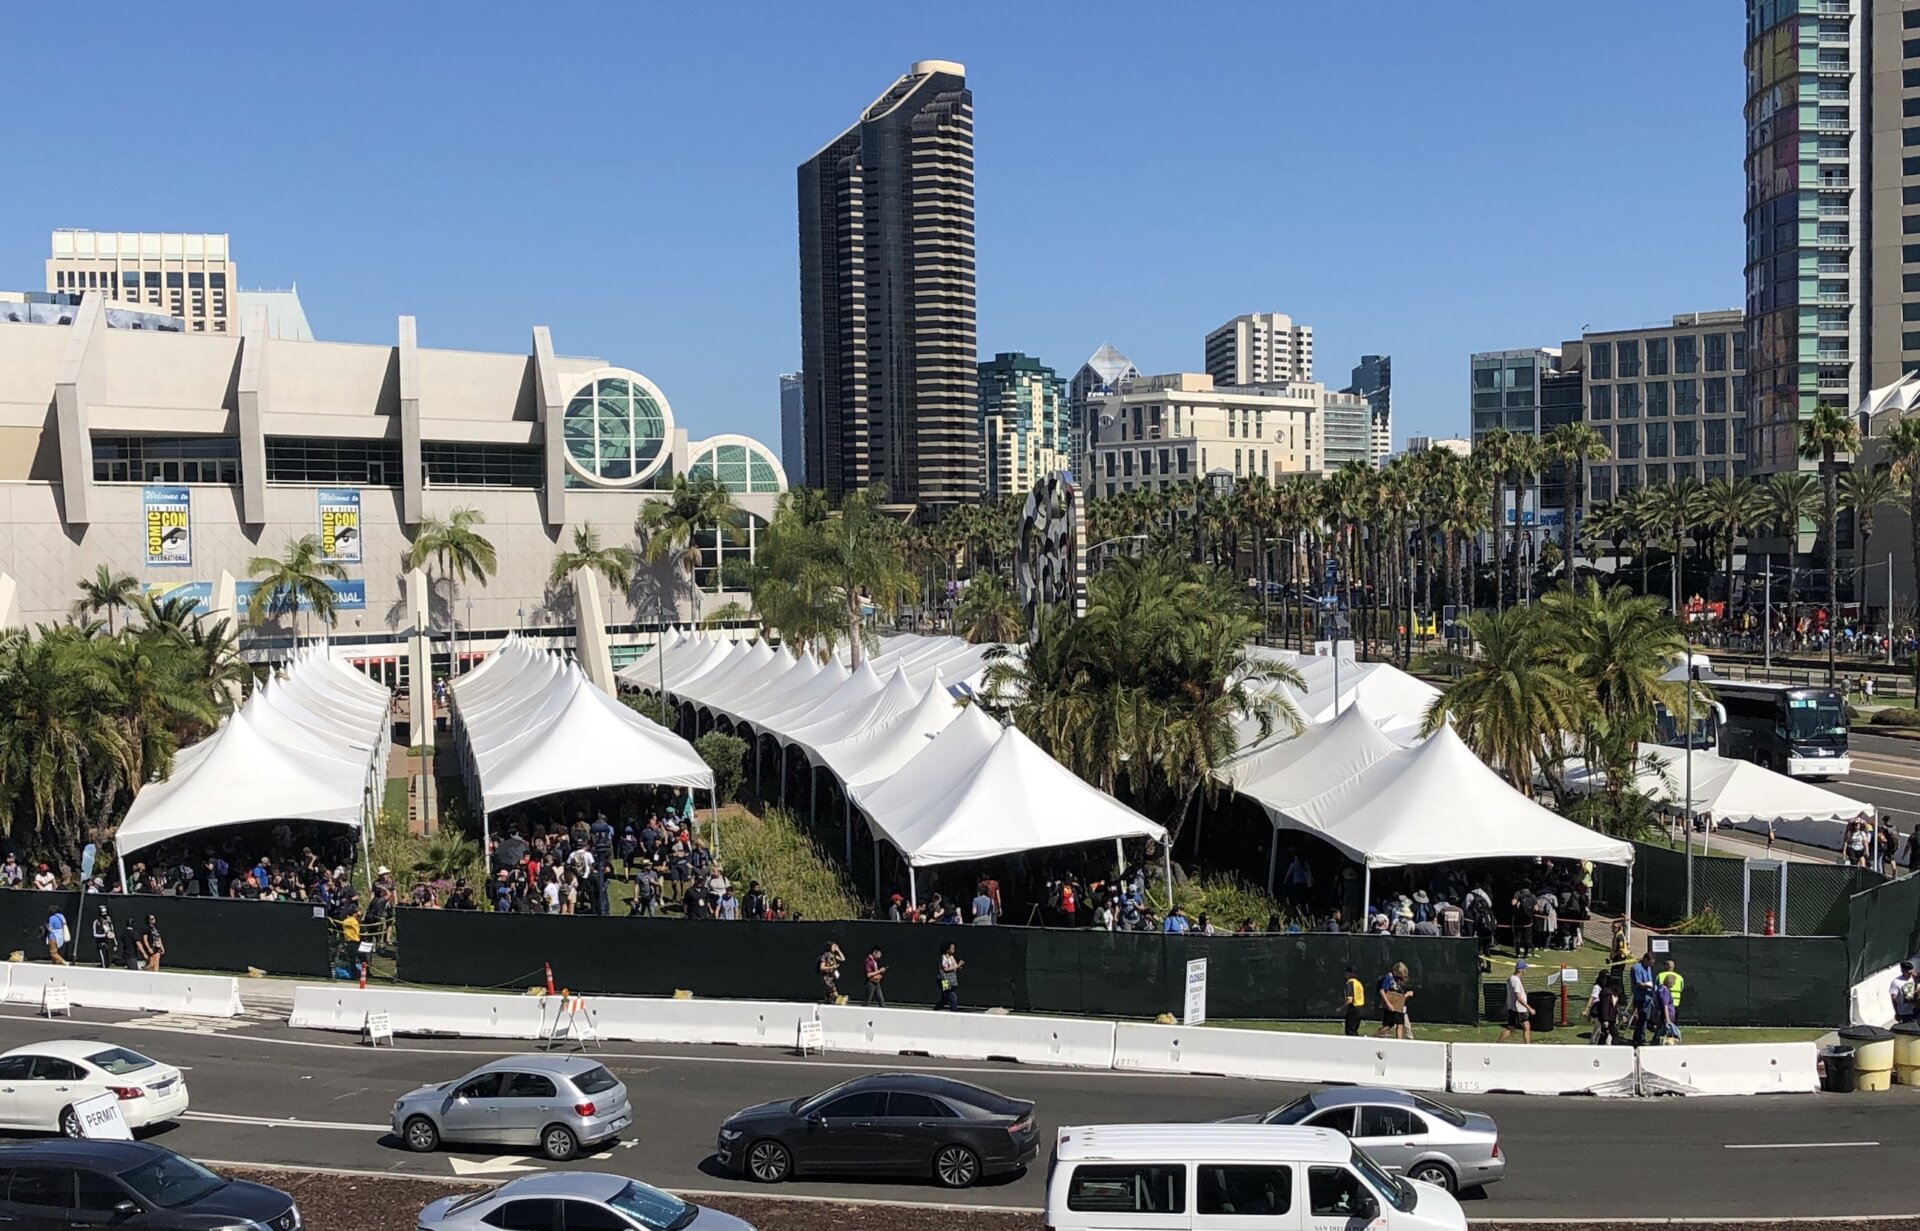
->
[[266, 436, 400, 485], [562, 375, 668, 485], [93, 435, 238, 484], [423, 442, 544, 488], [1581, 319, 1748, 506], [687, 440, 783, 494]]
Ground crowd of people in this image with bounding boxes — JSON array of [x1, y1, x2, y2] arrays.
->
[[1842, 818, 1920, 874]]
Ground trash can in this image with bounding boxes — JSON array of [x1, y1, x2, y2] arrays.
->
[[1819, 1044, 1856, 1093], [1892, 1022, 1920, 1086], [1839, 1025, 1895, 1091]]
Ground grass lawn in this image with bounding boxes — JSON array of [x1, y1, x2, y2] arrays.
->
[[383, 777, 408, 816], [1208, 1017, 1826, 1046], [606, 804, 863, 921]]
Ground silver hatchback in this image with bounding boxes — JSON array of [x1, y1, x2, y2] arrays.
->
[[393, 1055, 631, 1162], [1221, 1086, 1502, 1194]]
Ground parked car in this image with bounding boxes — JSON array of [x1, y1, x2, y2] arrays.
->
[[420, 1172, 751, 1231], [0, 1042, 189, 1136], [0, 1140, 299, 1231], [1219, 1087, 1502, 1193], [1047, 1123, 1466, 1231], [392, 1055, 630, 1162], [716, 1072, 1037, 1189]]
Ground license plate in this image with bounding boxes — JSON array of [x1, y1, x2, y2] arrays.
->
[[151, 1080, 175, 1094], [610, 1116, 629, 1131]]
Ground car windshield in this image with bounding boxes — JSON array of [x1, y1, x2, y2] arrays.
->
[[439, 1186, 501, 1216], [1411, 1094, 1468, 1128], [1264, 1094, 1314, 1123], [610, 1180, 695, 1231], [574, 1065, 620, 1096], [1788, 696, 1847, 741], [1351, 1146, 1415, 1213], [86, 1047, 156, 1077], [118, 1155, 226, 1209], [798, 1078, 860, 1113]]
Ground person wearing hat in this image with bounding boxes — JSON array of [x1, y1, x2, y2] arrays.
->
[[90, 906, 117, 969], [1341, 965, 1365, 1036], [1497, 961, 1533, 1043], [32, 863, 57, 893], [818, 942, 846, 1004]]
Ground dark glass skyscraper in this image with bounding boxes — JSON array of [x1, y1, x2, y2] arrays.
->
[[797, 60, 978, 514]]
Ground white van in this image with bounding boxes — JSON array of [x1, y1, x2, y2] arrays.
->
[[1045, 1123, 1466, 1231]]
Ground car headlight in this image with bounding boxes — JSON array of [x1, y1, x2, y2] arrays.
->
[[719, 1128, 743, 1140]]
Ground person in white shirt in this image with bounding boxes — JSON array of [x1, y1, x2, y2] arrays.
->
[[32, 864, 56, 892], [542, 877, 562, 913]]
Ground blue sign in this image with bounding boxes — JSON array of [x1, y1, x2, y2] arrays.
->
[[144, 581, 214, 611], [238, 579, 367, 613]]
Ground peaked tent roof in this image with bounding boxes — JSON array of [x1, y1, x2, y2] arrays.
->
[[818, 673, 963, 784], [1632, 744, 1874, 826], [849, 702, 1004, 819], [783, 667, 919, 754], [867, 725, 1169, 868], [1227, 700, 1403, 816], [1283, 725, 1633, 868]]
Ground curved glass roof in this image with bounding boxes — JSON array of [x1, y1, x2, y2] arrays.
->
[[563, 375, 669, 485], [687, 438, 783, 493]]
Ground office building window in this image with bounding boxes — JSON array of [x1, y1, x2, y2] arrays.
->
[[1123, 452, 1134, 477], [1705, 418, 1728, 456], [1647, 381, 1669, 416], [686, 440, 782, 493], [93, 435, 240, 484], [1177, 447, 1189, 472], [1675, 335, 1698, 373], [563, 375, 668, 485], [690, 512, 768, 593], [1616, 424, 1641, 459], [1674, 379, 1698, 416], [1674, 421, 1697, 458], [1589, 385, 1612, 418], [1731, 331, 1746, 372], [423, 442, 544, 488], [1647, 338, 1668, 375], [1617, 384, 1641, 418], [1588, 342, 1612, 379], [1704, 460, 1728, 481], [1591, 467, 1613, 503], [266, 436, 401, 485], [1704, 333, 1727, 372], [1704, 377, 1727, 415], [1616, 464, 1640, 491], [1617, 340, 1641, 377], [1646, 422, 1669, 458], [1595, 424, 1613, 451]]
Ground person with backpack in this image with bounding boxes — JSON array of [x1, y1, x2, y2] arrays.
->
[[1891, 962, 1919, 1025], [864, 947, 888, 1006]]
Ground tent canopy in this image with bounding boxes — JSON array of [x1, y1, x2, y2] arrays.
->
[[1283, 725, 1634, 869], [1226, 699, 1402, 810]]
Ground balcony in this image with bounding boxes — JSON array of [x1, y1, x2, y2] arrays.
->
[[1817, 292, 1849, 303], [1816, 57, 1852, 75], [1817, 26, 1851, 44], [1814, 232, 1852, 248], [1818, 175, 1851, 189], [1818, 376, 1852, 390], [1817, 203, 1849, 216], [1817, 118, 1850, 131], [1818, 0, 1850, 11]]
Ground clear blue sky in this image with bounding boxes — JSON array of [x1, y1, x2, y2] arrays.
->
[[0, 3, 1745, 450]]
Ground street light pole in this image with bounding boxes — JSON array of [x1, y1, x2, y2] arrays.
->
[[1684, 659, 1696, 918]]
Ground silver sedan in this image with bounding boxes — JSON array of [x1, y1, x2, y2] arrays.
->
[[1221, 1086, 1503, 1194], [392, 1054, 631, 1162], [420, 1172, 753, 1231]]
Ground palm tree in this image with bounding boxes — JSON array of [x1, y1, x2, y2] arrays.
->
[[1839, 464, 1897, 616], [1477, 429, 1516, 610], [1882, 418, 1920, 694], [246, 534, 348, 641], [636, 474, 741, 613], [742, 485, 913, 667], [1504, 434, 1547, 605], [1544, 422, 1612, 581], [1233, 474, 1278, 641], [952, 575, 1022, 644], [1765, 470, 1822, 643], [71, 565, 139, 636], [547, 525, 636, 593], [1540, 581, 1687, 741], [1639, 475, 1706, 615], [0, 629, 132, 857], [403, 505, 498, 649], [1700, 477, 1770, 624], [1420, 605, 1589, 790], [1800, 403, 1862, 686]]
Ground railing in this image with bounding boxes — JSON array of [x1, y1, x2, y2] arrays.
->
[[1818, 176, 1850, 188]]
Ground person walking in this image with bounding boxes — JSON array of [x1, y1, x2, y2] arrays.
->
[[43, 905, 70, 965], [1629, 950, 1656, 1047], [864, 947, 888, 1006], [1656, 959, 1686, 1040], [1341, 965, 1365, 1037], [817, 942, 845, 1004], [136, 914, 165, 971], [1496, 962, 1532, 1043], [936, 942, 964, 1011], [1374, 963, 1412, 1040], [1590, 972, 1621, 1046], [90, 907, 116, 969]]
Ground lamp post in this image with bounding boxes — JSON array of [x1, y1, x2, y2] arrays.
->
[[464, 598, 474, 674], [1684, 656, 1698, 917]]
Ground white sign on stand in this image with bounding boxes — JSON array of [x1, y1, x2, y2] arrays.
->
[[70, 1092, 132, 1141], [364, 1011, 394, 1047], [797, 1019, 824, 1056], [1651, 938, 1670, 954], [42, 983, 70, 1018], [1183, 959, 1208, 1026]]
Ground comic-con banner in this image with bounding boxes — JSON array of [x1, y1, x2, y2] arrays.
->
[[145, 579, 367, 617], [317, 488, 361, 563], [142, 485, 191, 567]]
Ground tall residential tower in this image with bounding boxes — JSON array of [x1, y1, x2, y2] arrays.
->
[[977, 352, 1067, 500], [797, 60, 978, 513], [46, 230, 234, 334], [1346, 354, 1392, 466], [1204, 312, 1314, 386], [778, 371, 805, 487]]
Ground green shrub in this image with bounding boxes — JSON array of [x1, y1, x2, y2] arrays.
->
[[620, 693, 674, 726], [1671, 904, 1725, 935], [1870, 707, 1920, 728], [694, 732, 748, 805]]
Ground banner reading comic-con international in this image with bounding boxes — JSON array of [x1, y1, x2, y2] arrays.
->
[[316, 487, 362, 563], [142, 485, 191, 568]]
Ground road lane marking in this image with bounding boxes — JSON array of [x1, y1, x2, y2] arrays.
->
[[449, 1156, 541, 1176], [183, 1111, 388, 1132], [1724, 1141, 1880, 1150]]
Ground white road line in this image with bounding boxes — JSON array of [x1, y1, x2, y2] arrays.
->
[[1724, 1141, 1880, 1150], [182, 1111, 388, 1132]]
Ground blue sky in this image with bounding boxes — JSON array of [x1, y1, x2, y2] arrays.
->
[[0, 3, 1745, 450]]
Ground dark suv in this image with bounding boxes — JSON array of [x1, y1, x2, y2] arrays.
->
[[0, 1140, 299, 1231]]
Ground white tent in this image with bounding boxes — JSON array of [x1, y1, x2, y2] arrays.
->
[[1281, 724, 1635, 910], [1617, 743, 1874, 851], [821, 672, 963, 787], [782, 667, 920, 755]]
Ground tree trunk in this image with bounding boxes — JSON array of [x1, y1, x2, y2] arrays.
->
[[1910, 485, 1920, 697], [1492, 479, 1505, 612], [1824, 453, 1838, 688], [1562, 460, 1580, 587]]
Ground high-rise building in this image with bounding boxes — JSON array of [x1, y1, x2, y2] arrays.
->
[[797, 60, 978, 513], [977, 352, 1067, 500], [1576, 311, 1749, 506], [46, 230, 234, 334], [779, 371, 806, 487], [1204, 312, 1314, 387], [1320, 390, 1374, 470], [1469, 347, 1563, 534], [1346, 354, 1392, 466], [1068, 343, 1137, 482], [1744, 0, 1920, 477]]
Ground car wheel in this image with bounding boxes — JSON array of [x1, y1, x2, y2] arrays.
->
[[402, 1116, 440, 1153], [541, 1124, 579, 1162], [933, 1144, 980, 1189], [59, 1106, 82, 1139], [1408, 1161, 1457, 1193], [746, 1139, 792, 1183]]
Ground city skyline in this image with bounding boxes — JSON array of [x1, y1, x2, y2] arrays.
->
[[0, 4, 1742, 456]]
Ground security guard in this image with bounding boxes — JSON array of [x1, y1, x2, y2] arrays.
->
[[1657, 959, 1685, 1026], [1342, 965, 1365, 1036]]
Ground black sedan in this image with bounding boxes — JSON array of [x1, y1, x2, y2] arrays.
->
[[715, 1073, 1037, 1189], [0, 1140, 299, 1230]]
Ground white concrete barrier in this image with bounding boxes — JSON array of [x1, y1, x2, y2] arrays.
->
[[1448, 1043, 1637, 1096], [1637, 1042, 1820, 1096], [1113, 1022, 1449, 1091], [817, 1005, 1117, 1069], [289, 986, 545, 1038], [1848, 960, 1915, 1028], [1, 962, 242, 1018], [587, 997, 815, 1048]]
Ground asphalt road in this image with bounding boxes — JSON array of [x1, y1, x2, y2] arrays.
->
[[1833, 731, 1920, 836], [0, 1003, 1914, 1220]]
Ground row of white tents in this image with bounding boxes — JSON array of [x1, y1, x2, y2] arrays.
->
[[114, 647, 392, 889], [620, 633, 1173, 903]]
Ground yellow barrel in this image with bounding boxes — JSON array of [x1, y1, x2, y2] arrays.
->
[[1896, 1063, 1920, 1087], [1893, 1023, 1920, 1070], [1841, 1026, 1896, 1091]]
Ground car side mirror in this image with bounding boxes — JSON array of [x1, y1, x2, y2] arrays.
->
[[805, 1113, 825, 1128], [1358, 1194, 1379, 1220], [113, 1200, 138, 1216]]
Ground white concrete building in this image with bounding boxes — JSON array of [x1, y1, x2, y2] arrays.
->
[[1406, 435, 1472, 458], [1205, 312, 1314, 387], [46, 231, 235, 335], [1084, 373, 1320, 498]]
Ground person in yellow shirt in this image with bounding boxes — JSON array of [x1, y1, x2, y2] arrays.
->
[[1657, 960, 1685, 1041], [1342, 965, 1365, 1036], [340, 911, 362, 945]]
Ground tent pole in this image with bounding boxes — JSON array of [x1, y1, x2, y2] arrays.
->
[[909, 864, 918, 910], [872, 837, 880, 913], [361, 815, 374, 895], [481, 805, 492, 871], [1266, 830, 1279, 897], [753, 732, 761, 800], [1161, 844, 1173, 912], [844, 793, 852, 867], [709, 788, 719, 867], [810, 769, 817, 828], [117, 855, 128, 896], [1114, 838, 1125, 879], [1362, 865, 1372, 930], [1624, 863, 1634, 951]]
